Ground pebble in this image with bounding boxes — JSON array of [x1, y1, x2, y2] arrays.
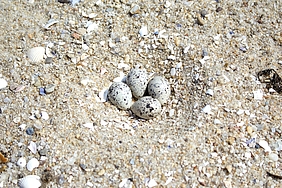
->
[[39, 88, 46, 95], [0, 78, 8, 89], [130, 4, 140, 14], [268, 153, 279, 162], [3, 97, 11, 103], [246, 126, 253, 134], [26, 127, 34, 135], [45, 84, 56, 94], [39, 149, 47, 156]]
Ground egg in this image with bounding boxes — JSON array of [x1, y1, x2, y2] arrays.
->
[[126, 68, 148, 99], [147, 76, 171, 105], [131, 96, 162, 119], [108, 82, 132, 110]]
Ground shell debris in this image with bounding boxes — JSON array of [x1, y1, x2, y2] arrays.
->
[[17, 157, 27, 168], [0, 79, 8, 89]]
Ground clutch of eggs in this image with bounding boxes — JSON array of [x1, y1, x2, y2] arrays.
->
[[107, 68, 170, 119]]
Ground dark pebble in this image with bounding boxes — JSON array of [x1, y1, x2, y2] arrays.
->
[[58, 0, 70, 3], [79, 163, 87, 171], [39, 87, 46, 95], [216, 7, 223, 12], [45, 57, 53, 64], [26, 127, 34, 135], [58, 175, 65, 184], [255, 143, 260, 149]]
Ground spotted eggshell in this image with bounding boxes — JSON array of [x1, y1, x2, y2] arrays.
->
[[126, 69, 148, 99], [147, 76, 171, 105], [131, 96, 161, 119], [108, 82, 132, 110]]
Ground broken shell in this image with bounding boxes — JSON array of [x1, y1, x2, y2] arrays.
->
[[27, 158, 39, 171], [17, 157, 27, 168], [18, 175, 41, 188], [44, 19, 59, 30], [0, 78, 8, 89], [27, 47, 45, 63]]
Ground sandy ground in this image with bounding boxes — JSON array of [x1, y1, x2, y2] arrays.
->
[[0, 0, 282, 187]]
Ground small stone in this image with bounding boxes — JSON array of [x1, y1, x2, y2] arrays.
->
[[39, 149, 47, 156], [79, 164, 87, 171], [227, 136, 235, 145], [98, 169, 105, 176], [268, 153, 279, 162], [45, 84, 55, 94], [216, 7, 223, 12], [26, 127, 34, 135], [130, 4, 140, 14], [3, 97, 11, 103], [226, 165, 232, 173], [246, 126, 253, 134], [45, 57, 53, 64], [39, 88, 46, 95]]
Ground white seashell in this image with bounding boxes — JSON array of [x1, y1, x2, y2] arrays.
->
[[98, 88, 108, 102], [17, 157, 27, 168], [28, 141, 37, 154], [86, 22, 99, 33], [258, 140, 271, 152], [44, 19, 59, 30], [27, 47, 45, 63], [139, 26, 148, 37], [147, 179, 158, 188], [18, 175, 41, 188], [253, 89, 263, 100], [202, 105, 212, 114], [27, 158, 39, 171], [0, 78, 7, 89], [82, 123, 94, 131], [41, 111, 49, 120]]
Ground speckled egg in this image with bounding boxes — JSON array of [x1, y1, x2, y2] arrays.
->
[[131, 96, 162, 119], [108, 82, 132, 110], [126, 68, 148, 99], [147, 76, 171, 105]]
